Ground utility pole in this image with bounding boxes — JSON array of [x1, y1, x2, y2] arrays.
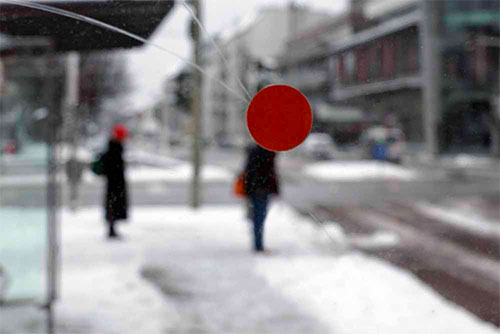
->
[[189, 0, 203, 208], [65, 52, 80, 153], [64, 52, 81, 211], [0, 59, 5, 175]]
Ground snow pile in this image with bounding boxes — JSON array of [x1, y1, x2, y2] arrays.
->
[[416, 202, 500, 237], [0, 163, 232, 186], [125, 164, 232, 183], [444, 154, 495, 168], [125, 150, 183, 168], [304, 161, 418, 181], [29, 204, 496, 333], [301, 216, 400, 251]]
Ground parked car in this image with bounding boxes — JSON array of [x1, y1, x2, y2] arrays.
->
[[299, 133, 337, 160], [216, 135, 248, 149]]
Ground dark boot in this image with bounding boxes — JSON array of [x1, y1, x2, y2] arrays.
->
[[108, 220, 119, 239]]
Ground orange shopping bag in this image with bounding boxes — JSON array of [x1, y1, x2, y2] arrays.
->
[[233, 173, 246, 197]]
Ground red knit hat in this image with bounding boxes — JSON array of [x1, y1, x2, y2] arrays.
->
[[112, 124, 128, 142]]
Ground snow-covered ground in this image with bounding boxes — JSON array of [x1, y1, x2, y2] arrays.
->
[[442, 154, 497, 168], [125, 150, 183, 168], [125, 164, 232, 183], [304, 161, 419, 181], [0, 164, 233, 186], [416, 202, 500, 237], [2, 203, 496, 333]]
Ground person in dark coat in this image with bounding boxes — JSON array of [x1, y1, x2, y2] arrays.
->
[[102, 124, 129, 239], [243, 144, 280, 253]]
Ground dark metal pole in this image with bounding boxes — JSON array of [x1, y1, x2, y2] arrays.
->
[[45, 52, 59, 334], [0, 60, 4, 176], [46, 303, 54, 334]]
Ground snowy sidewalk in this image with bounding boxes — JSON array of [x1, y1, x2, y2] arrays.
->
[[0, 163, 233, 187], [3, 203, 498, 333]]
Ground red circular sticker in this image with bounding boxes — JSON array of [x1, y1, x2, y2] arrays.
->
[[246, 85, 312, 152]]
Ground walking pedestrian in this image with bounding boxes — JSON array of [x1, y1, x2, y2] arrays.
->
[[102, 124, 129, 239], [65, 155, 85, 211], [243, 144, 280, 253]]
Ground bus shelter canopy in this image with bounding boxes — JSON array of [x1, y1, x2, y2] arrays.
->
[[0, 0, 175, 52]]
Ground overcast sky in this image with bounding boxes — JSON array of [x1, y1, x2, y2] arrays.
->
[[126, 0, 348, 109]]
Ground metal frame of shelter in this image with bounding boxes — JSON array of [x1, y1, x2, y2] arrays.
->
[[0, 1, 176, 333]]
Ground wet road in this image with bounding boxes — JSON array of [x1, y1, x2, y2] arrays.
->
[[310, 197, 500, 327]]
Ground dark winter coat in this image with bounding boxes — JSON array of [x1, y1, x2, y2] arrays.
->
[[103, 140, 128, 222], [243, 145, 279, 197]]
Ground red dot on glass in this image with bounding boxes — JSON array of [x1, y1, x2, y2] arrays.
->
[[246, 85, 312, 152]]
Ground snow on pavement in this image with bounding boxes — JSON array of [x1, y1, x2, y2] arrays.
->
[[0, 164, 232, 187], [125, 164, 232, 183], [125, 150, 183, 168], [304, 161, 418, 181], [42, 203, 498, 333], [416, 202, 500, 237]]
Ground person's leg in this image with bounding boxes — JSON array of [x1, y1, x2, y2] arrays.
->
[[108, 219, 118, 238], [246, 199, 254, 221], [69, 181, 78, 211], [251, 194, 269, 251]]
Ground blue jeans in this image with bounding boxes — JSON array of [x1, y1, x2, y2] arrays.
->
[[250, 194, 269, 251]]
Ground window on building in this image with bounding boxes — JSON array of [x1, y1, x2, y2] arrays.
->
[[487, 46, 499, 84], [395, 33, 408, 75], [382, 36, 396, 78], [337, 54, 346, 84], [357, 46, 370, 83], [368, 42, 383, 80], [345, 50, 355, 84]]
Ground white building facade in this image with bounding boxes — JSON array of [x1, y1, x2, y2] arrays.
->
[[201, 4, 332, 147]]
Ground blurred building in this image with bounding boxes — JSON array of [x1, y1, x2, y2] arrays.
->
[[438, 0, 500, 155], [0, 0, 177, 148], [327, 0, 424, 148], [277, 0, 499, 156], [278, 7, 366, 146], [154, 79, 190, 147], [166, 3, 333, 148], [324, 0, 499, 156], [0, 37, 63, 152]]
